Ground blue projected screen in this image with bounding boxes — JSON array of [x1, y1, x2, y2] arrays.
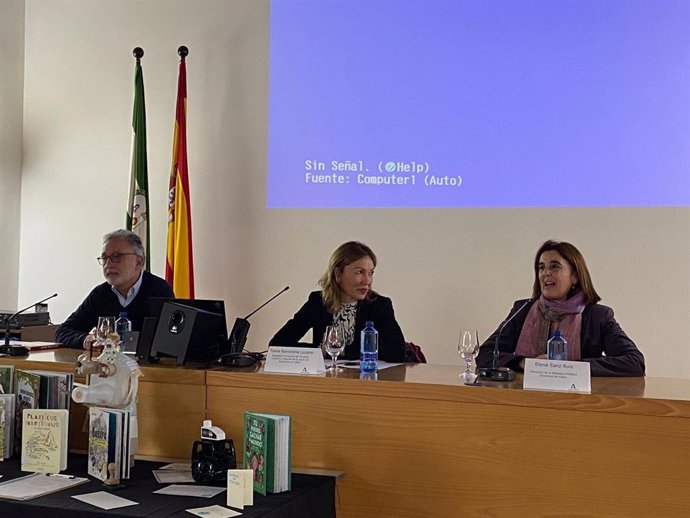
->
[[266, 0, 690, 208]]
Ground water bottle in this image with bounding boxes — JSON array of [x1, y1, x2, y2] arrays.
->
[[360, 321, 379, 373], [547, 330, 568, 361], [115, 311, 132, 344]]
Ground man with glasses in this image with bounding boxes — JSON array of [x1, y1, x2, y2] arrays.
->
[[56, 229, 174, 349]]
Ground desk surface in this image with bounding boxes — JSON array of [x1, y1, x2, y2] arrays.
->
[[3, 350, 690, 517], [0, 455, 335, 518]]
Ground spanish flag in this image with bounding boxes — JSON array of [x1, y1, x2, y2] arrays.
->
[[166, 47, 194, 298]]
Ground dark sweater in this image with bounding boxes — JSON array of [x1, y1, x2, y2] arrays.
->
[[269, 290, 406, 363], [476, 299, 646, 377], [56, 271, 174, 349]]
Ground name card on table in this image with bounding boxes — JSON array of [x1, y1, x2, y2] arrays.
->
[[227, 469, 253, 510], [523, 358, 591, 393], [263, 347, 326, 375]]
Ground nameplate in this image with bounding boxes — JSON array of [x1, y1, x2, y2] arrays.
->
[[523, 358, 591, 393], [263, 347, 326, 375]]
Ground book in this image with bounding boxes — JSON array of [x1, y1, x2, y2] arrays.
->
[[15, 370, 41, 454], [25, 370, 73, 411], [20, 408, 69, 473], [0, 393, 16, 460], [0, 365, 14, 394], [88, 406, 130, 481], [243, 412, 291, 495]]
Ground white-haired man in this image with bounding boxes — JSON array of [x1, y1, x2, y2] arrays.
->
[[56, 229, 174, 349]]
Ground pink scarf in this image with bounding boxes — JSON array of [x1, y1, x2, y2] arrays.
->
[[514, 292, 586, 360]]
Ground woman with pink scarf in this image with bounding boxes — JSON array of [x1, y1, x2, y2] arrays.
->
[[476, 240, 645, 377]]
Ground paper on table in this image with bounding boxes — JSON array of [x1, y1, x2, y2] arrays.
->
[[186, 504, 242, 517], [339, 360, 400, 370], [160, 462, 192, 471], [153, 470, 196, 483], [154, 484, 226, 498], [72, 491, 138, 510], [0, 473, 88, 501]]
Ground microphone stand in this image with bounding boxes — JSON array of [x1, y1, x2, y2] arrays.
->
[[1, 293, 58, 356], [478, 299, 532, 382]]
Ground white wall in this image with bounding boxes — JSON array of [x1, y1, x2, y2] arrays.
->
[[0, 0, 25, 312], [13, 0, 690, 377]]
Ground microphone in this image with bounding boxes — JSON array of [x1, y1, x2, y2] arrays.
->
[[226, 286, 290, 355], [1, 293, 58, 356], [478, 299, 532, 382]]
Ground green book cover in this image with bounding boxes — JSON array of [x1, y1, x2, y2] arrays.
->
[[0, 394, 16, 460], [243, 412, 272, 496], [15, 370, 41, 454], [0, 397, 6, 460], [0, 365, 14, 395]]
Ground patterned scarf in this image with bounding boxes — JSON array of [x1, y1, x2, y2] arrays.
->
[[333, 302, 357, 347], [515, 292, 586, 360]]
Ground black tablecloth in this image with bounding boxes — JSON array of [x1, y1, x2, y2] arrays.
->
[[0, 454, 335, 518]]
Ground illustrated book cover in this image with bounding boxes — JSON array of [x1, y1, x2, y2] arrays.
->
[[243, 412, 292, 495], [0, 393, 16, 460], [20, 408, 69, 473]]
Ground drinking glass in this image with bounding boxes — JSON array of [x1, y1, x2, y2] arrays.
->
[[458, 329, 479, 381], [96, 316, 116, 345], [322, 325, 345, 372]]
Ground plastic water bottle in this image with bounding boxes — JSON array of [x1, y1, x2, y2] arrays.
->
[[115, 311, 132, 344], [360, 321, 379, 373], [547, 330, 568, 361]]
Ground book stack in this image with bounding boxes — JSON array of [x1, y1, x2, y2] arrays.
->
[[87, 406, 131, 482], [14, 369, 73, 456], [243, 412, 292, 495]]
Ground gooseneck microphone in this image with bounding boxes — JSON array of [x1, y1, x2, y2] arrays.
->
[[227, 286, 290, 355], [1, 293, 58, 356], [478, 299, 532, 382]]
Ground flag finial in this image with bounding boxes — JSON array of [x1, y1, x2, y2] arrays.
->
[[178, 46, 189, 59], [132, 47, 144, 61]]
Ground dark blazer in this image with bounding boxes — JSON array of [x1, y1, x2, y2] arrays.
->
[[56, 271, 174, 349], [269, 290, 406, 362], [476, 299, 645, 377]]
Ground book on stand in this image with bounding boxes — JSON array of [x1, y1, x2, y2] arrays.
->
[[88, 406, 131, 481], [14, 369, 74, 454], [20, 408, 69, 473], [0, 394, 16, 460], [243, 411, 292, 495]]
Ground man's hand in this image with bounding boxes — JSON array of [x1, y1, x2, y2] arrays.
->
[[83, 327, 103, 356]]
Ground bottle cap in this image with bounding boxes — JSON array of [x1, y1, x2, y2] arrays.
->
[[119, 311, 127, 318], [365, 321, 374, 328]]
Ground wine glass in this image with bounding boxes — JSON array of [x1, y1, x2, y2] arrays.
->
[[322, 325, 345, 372], [96, 316, 116, 347], [458, 329, 479, 381]]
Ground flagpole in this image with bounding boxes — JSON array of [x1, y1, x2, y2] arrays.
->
[[127, 46, 151, 271], [166, 45, 194, 298]]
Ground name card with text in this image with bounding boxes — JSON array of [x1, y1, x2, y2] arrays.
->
[[264, 346, 326, 375], [523, 358, 591, 393]]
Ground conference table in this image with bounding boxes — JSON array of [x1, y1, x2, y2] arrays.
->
[[2, 349, 690, 517]]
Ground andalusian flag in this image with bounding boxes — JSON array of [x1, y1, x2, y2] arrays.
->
[[166, 47, 195, 298], [127, 48, 150, 270]]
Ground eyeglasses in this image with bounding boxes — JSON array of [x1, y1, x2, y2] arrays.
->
[[96, 253, 139, 265]]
